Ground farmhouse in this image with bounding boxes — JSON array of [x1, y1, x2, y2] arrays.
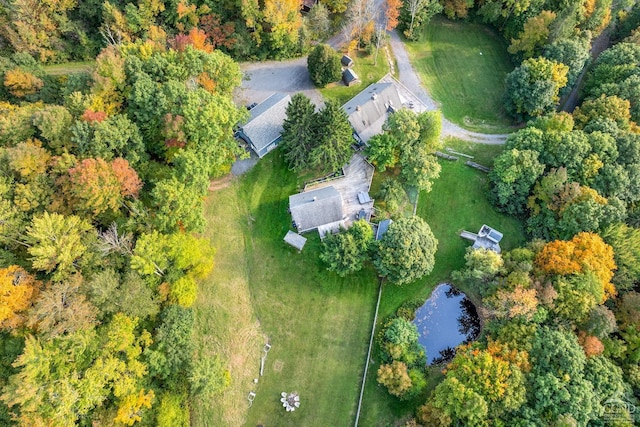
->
[[342, 82, 402, 143], [236, 92, 291, 158], [289, 186, 345, 235]]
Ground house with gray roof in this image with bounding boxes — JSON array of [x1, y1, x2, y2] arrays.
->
[[342, 82, 402, 143], [289, 186, 345, 235], [236, 93, 291, 158]]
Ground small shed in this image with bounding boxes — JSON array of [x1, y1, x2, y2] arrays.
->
[[341, 55, 354, 67], [342, 69, 361, 87], [460, 224, 503, 253], [284, 230, 307, 251]]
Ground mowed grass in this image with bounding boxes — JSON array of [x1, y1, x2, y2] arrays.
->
[[196, 152, 378, 426], [321, 48, 393, 105], [357, 139, 525, 426], [42, 61, 95, 76], [405, 16, 515, 133], [191, 183, 264, 426]]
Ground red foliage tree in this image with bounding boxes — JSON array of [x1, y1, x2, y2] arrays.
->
[[200, 13, 237, 50]]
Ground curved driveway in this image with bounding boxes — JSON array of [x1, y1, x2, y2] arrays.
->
[[387, 30, 508, 144], [236, 31, 509, 144]]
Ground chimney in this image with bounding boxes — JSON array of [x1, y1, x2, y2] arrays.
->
[[371, 93, 378, 100], [313, 197, 317, 201], [356, 105, 361, 111]]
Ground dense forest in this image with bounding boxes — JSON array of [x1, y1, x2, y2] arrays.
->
[[0, 0, 639, 425]]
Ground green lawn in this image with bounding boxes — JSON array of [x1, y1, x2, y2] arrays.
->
[[320, 48, 393, 105], [42, 61, 95, 76], [405, 16, 515, 133], [195, 152, 378, 426], [196, 139, 524, 426], [356, 139, 525, 426]]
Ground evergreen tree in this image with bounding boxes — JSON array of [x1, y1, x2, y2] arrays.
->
[[310, 100, 354, 173], [280, 93, 317, 171]]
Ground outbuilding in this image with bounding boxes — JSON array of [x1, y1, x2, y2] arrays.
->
[[341, 55, 354, 67], [342, 68, 361, 87]]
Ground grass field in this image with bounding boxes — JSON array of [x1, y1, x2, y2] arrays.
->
[[196, 139, 524, 425], [356, 139, 525, 426], [195, 153, 378, 426], [320, 48, 394, 105], [42, 61, 95, 76], [405, 16, 515, 133]]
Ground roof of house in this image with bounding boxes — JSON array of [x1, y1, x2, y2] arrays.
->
[[290, 186, 344, 233], [284, 230, 307, 251], [342, 68, 360, 84], [470, 225, 503, 253], [478, 224, 503, 243], [241, 93, 291, 153], [342, 82, 402, 142], [341, 55, 354, 67]]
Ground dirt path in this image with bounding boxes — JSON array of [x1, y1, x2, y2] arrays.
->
[[561, 28, 612, 113]]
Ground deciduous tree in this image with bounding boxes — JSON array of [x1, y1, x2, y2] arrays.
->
[[320, 220, 373, 276], [503, 57, 568, 119], [508, 11, 557, 59], [373, 216, 438, 285], [385, 0, 403, 30], [27, 274, 99, 338], [66, 157, 142, 217], [377, 361, 413, 397], [0, 266, 39, 331], [25, 212, 95, 280], [3, 69, 43, 97]]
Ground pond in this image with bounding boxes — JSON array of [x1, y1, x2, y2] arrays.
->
[[413, 284, 481, 365]]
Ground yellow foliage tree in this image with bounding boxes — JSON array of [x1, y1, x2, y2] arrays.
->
[[115, 389, 155, 426], [536, 232, 616, 301], [4, 69, 44, 97], [0, 265, 39, 330]]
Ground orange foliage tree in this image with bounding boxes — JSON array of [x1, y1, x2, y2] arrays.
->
[[578, 332, 604, 357], [536, 232, 616, 301], [385, 0, 403, 31], [171, 28, 213, 52], [0, 266, 40, 331], [200, 13, 236, 50], [65, 158, 142, 216]]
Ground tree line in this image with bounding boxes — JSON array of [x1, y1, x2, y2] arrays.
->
[[0, 36, 244, 425]]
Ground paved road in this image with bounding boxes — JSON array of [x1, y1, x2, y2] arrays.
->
[[236, 30, 509, 144]]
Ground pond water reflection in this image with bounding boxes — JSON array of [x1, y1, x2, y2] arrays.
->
[[413, 284, 481, 365]]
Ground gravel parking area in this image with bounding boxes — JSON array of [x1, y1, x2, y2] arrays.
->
[[234, 58, 324, 108]]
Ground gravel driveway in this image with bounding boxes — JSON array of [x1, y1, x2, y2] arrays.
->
[[234, 58, 324, 108], [234, 32, 508, 145]]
